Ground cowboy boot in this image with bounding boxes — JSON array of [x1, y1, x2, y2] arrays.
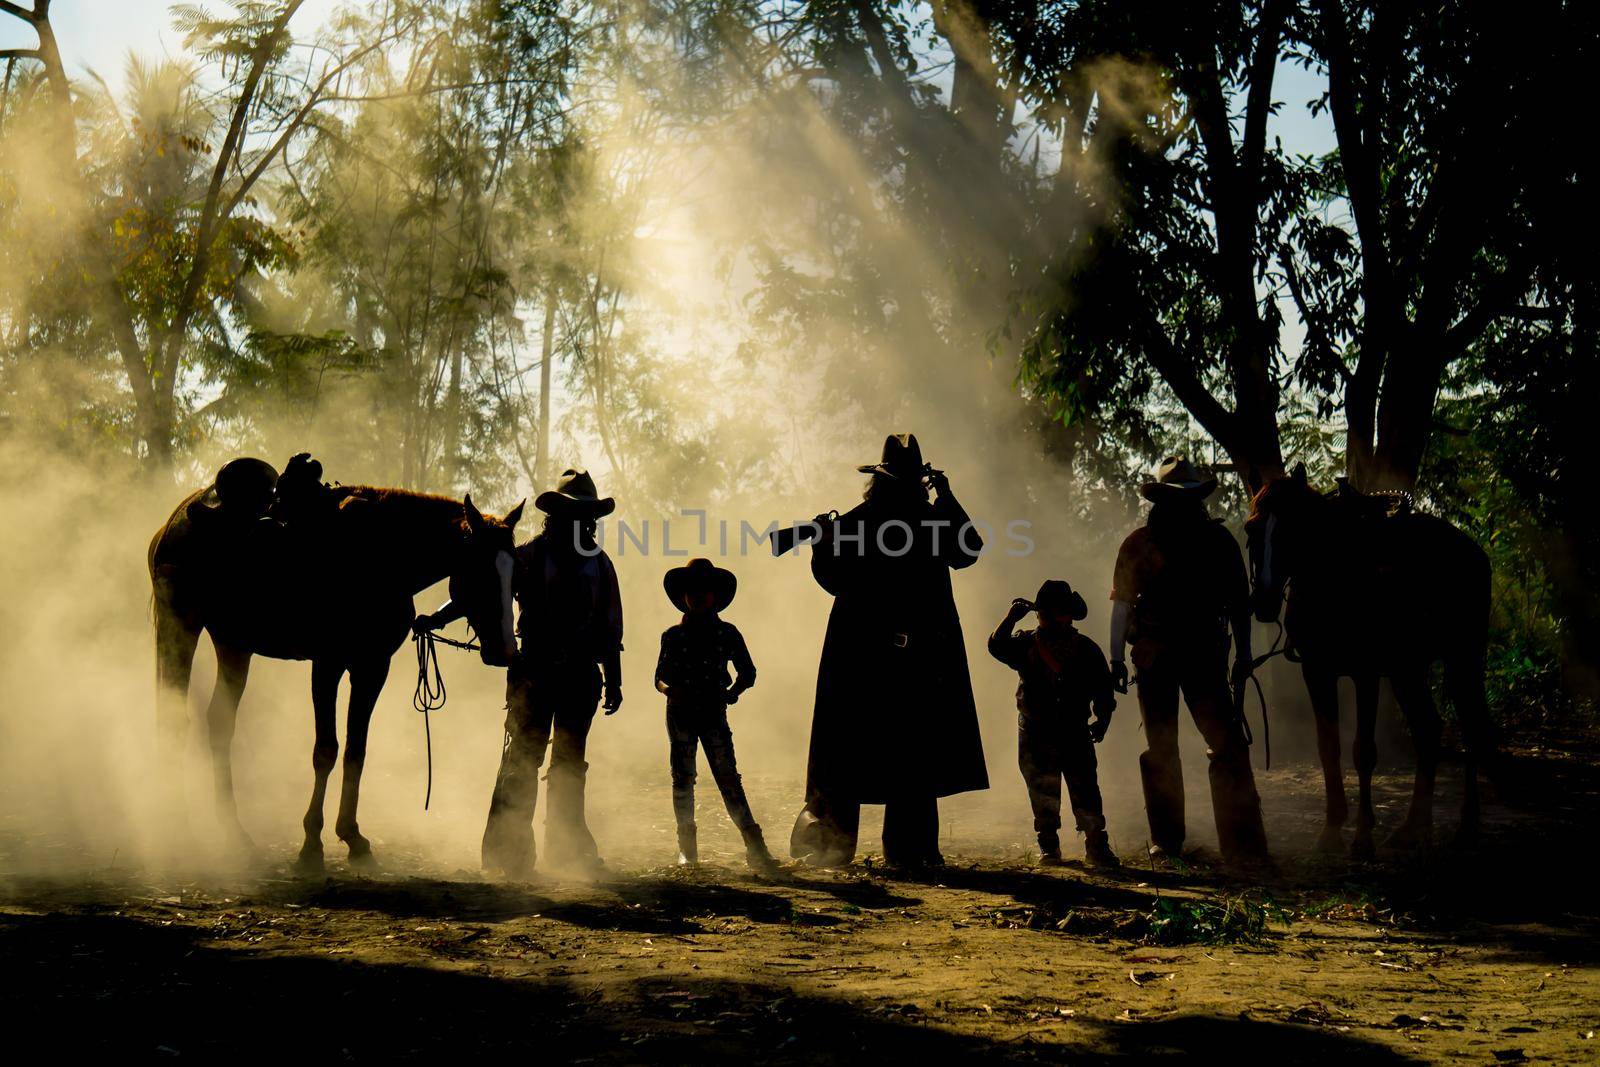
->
[[1140, 750, 1186, 855], [676, 823, 699, 866], [481, 738, 541, 877], [1036, 830, 1065, 867], [1209, 752, 1270, 866], [1084, 830, 1120, 868], [741, 823, 781, 876], [672, 786, 697, 865], [545, 760, 602, 873]]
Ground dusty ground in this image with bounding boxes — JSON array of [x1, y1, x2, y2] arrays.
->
[[3, 747, 1598, 1063]]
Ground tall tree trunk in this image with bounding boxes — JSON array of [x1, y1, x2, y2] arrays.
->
[[535, 291, 555, 488]]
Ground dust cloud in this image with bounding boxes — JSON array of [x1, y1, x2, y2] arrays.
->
[[0, 14, 1318, 883]]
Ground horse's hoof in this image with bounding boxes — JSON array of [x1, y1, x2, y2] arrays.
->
[[1315, 826, 1345, 854], [294, 848, 325, 876], [1349, 833, 1376, 862], [346, 841, 379, 871]]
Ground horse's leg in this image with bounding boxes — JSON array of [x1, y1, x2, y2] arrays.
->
[[206, 643, 256, 854], [336, 656, 391, 868], [1349, 673, 1379, 860], [297, 659, 342, 873], [1387, 670, 1440, 849], [153, 588, 200, 845], [1304, 664, 1346, 854], [1444, 651, 1493, 845]]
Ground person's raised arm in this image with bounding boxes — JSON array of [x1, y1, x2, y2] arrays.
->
[[987, 598, 1033, 668], [928, 470, 981, 568]]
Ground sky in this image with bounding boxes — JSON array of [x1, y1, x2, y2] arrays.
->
[[1, 0, 341, 96]]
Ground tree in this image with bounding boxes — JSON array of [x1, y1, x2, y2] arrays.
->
[[0, 0, 415, 473]]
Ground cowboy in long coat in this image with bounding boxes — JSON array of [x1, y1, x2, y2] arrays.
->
[[791, 434, 988, 868], [1109, 456, 1269, 865]]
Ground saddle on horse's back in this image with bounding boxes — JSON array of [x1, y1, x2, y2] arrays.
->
[[187, 452, 335, 531], [1334, 477, 1413, 520]]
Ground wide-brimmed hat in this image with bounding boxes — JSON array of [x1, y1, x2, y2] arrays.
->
[[857, 433, 925, 480], [1035, 579, 1088, 621], [1140, 455, 1217, 502], [535, 468, 615, 517], [664, 557, 737, 612]]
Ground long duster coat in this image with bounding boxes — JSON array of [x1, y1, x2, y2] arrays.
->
[[803, 489, 989, 804]]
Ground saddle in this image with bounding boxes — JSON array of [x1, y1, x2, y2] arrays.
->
[[1334, 477, 1413, 520], [187, 452, 336, 533]]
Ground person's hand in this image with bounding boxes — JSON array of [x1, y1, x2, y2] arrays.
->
[[1007, 597, 1034, 622], [925, 468, 950, 495], [411, 613, 437, 636], [603, 685, 623, 715], [724, 687, 741, 706], [1110, 660, 1129, 694], [1089, 715, 1112, 744]]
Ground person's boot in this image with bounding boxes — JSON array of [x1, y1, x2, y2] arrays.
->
[[741, 824, 781, 876], [1140, 750, 1186, 855], [1084, 829, 1121, 868], [1036, 830, 1065, 867], [676, 822, 698, 866], [1209, 752, 1270, 867], [481, 741, 539, 878], [672, 787, 696, 865], [545, 760, 603, 874]]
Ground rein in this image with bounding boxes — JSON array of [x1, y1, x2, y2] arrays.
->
[[1234, 595, 1299, 770], [411, 628, 480, 810]]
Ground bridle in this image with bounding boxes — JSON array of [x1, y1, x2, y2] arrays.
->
[[411, 627, 481, 810]]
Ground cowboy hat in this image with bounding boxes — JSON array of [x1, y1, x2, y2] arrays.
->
[[664, 557, 737, 612], [535, 468, 616, 517], [1034, 579, 1088, 622], [1140, 455, 1217, 502], [857, 433, 926, 479]]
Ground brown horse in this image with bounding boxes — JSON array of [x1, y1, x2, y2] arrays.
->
[[1245, 467, 1497, 857], [149, 462, 522, 869]]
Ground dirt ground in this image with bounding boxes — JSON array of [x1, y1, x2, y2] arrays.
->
[[3, 745, 1597, 1064]]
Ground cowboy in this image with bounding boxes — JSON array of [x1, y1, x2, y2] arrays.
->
[[655, 558, 780, 875], [1109, 456, 1269, 865], [791, 433, 988, 869], [425, 468, 623, 877], [989, 580, 1119, 867]]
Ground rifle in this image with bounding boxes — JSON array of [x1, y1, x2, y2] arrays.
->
[[769, 511, 838, 556]]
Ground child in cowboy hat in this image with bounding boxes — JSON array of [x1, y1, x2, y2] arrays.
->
[[989, 579, 1120, 867], [655, 557, 780, 875]]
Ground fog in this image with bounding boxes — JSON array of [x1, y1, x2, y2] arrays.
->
[[0, 1, 1388, 883]]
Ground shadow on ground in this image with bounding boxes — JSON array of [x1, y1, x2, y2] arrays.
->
[[0, 908, 1421, 1063]]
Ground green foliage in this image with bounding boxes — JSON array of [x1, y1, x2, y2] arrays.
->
[[1144, 892, 1286, 947]]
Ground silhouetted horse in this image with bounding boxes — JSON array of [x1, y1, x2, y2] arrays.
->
[[149, 462, 522, 869], [1245, 467, 1496, 857]]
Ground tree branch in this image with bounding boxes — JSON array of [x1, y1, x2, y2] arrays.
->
[[0, 48, 40, 61], [0, 2, 38, 24], [1241, 0, 1290, 193]]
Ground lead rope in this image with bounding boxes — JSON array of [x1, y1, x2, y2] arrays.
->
[[1237, 597, 1298, 769], [412, 628, 480, 810]]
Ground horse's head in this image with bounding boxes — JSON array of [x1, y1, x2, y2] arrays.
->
[[451, 494, 525, 667], [1244, 463, 1320, 623]]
